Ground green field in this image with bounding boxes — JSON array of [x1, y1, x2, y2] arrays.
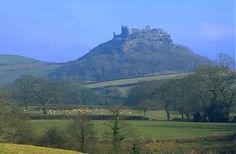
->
[[86, 72, 189, 89], [0, 143, 81, 154], [31, 120, 236, 140]]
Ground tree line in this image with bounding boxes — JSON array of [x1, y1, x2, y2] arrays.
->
[[126, 65, 236, 122], [5, 76, 101, 114]]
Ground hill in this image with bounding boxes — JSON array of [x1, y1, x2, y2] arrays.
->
[[0, 54, 38, 65], [51, 26, 212, 81], [0, 54, 61, 86], [0, 143, 81, 153]]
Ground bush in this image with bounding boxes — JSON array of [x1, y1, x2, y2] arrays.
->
[[0, 100, 34, 144], [207, 103, 229, 122], [193, 112, 203, 122], [38, 127, 65, 149]]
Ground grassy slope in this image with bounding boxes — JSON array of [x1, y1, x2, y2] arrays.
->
[[86, 73, 189, 89], [0, 63, 61, 86], [0, 143, 81, 154], [0, 54, 37, 65], [31, 120, 236, 140], [0, 54, 61, 86]]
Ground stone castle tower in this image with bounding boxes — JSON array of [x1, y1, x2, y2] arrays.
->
[[113, 25, 130, 39]]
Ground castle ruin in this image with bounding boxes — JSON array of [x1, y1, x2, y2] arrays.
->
[[113, 25, 170, 40]]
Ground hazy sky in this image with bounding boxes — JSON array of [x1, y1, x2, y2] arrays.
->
[[0, 0, 235, 62]]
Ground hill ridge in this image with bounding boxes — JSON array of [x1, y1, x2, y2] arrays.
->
[[0, 53, 40, 65]]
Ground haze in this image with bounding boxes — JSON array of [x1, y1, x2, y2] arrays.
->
[[0, 0, 235, 62]]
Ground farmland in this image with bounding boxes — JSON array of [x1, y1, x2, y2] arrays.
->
[[86, 72, 189, 89], [31, 120, 236, 139], [30, 115, 236, 153], [27, 107, 236, 139]]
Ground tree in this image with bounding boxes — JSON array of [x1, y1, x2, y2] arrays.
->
[[155, 80, 179, 120], [38, 127, 65, 148], [0, 91, 33, 143], [105, 86, 122, 104], [175, 78, 201, 120], [189, 66, 236, 122], [61, 81, 100, 105], [136, 100, 153, 118], [217, 52, 235, 69], [111, 109, 125, 154], [66, 112, 96, 152], [126, 81, 159, 107], [10, 75, 36, 111], [33, 78, 58, 114]]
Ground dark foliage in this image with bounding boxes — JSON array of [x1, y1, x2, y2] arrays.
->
[[26, 114, 147, 120], [127, 65, 236, 122]]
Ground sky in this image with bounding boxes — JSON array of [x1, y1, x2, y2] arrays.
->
[[0, 0, 235, 62]]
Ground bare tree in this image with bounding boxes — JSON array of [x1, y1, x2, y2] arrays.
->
[[217, 52, 235, 69], [155, 80, 179, 120], [67, 112, 96, 152]]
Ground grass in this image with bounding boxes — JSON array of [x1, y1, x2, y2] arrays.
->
[[31, 120, 236, 140], [86, 72, 189, 89], [0, 143, 81, 154]]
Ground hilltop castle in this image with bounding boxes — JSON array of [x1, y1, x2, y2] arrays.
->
[[113, 25, 173, 44], [113, 25, 170, 38]]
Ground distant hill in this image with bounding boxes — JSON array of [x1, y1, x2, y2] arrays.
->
[[0, 53, 61, 86], [0, 54, 38, 65], [50, 26, 213, 81]]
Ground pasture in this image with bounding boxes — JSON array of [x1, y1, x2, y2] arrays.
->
[[27, 107, 183, 120], [85, 72, 189, 89], [31, 120, 236, 140]]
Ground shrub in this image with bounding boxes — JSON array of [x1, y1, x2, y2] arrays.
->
[[38, 127, 65, 149], [0, 99, 33, 144], [193, 112, 203, 122]]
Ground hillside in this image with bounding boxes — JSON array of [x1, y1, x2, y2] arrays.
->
[[0, 54, 61, 86], [51, 26, 212, 81], [0, 143, 81, 153], [86, 72, 189, 89], [0, 54, 38, 65]]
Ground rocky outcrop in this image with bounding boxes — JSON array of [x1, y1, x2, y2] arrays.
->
[[114, 25, 172, 44]]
